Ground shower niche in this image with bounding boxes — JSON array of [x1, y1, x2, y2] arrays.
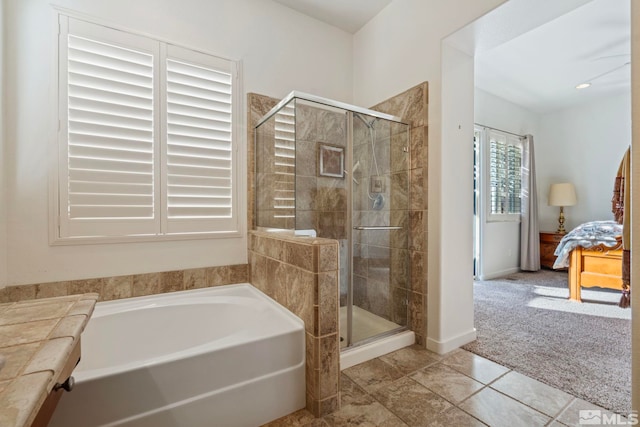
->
[[255, 91, 411, 351]]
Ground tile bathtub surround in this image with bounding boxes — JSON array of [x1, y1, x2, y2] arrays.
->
[[0, 264, 249, 304], [264, 345, 617, 427], [0, 293, 98, 427], [249, 230, 340, 417]]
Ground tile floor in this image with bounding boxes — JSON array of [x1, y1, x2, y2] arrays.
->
[[264, 345, 627, 427]]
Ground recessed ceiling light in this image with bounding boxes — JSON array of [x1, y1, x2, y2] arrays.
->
[[574, 62, 630, 91]]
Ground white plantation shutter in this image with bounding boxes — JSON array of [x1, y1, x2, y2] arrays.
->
[[488, 130, 522, 217], [272, 104, 296, 220], [164, 46, 237, 233], [57, 16, 240, 241], [59, 18, 159, 238]]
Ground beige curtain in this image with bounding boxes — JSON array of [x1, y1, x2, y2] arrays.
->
[[520, 135, 540, 271]]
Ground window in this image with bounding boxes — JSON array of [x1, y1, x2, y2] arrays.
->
[[475, 127, 523, 221], [55, 16, 241, 242], [487, 130, 522, 217]]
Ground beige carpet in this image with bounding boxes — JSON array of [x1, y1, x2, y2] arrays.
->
[[463, 270, 631, 415]]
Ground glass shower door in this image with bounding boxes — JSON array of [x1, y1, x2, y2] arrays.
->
[[343, 112, 410, 348]]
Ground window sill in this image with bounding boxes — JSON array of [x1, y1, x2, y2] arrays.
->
[[49, 230, 243, 246], [487, 214, 521, 223]]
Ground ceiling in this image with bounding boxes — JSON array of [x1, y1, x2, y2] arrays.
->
[[272, 0, 631, 114], [475, 0, 630, 114], [272, 0, 392, 34]]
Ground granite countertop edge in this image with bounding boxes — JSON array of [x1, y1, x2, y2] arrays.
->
[[0, 293, 99, 427]]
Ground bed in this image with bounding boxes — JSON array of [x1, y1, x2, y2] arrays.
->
[[553, 221, 623, 302]]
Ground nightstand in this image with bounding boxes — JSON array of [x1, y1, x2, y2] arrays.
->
[[539, 231, 565, 269]]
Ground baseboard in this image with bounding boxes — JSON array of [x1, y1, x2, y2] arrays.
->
[[426, 328, 477, 355], [477, 267, 519, 281]]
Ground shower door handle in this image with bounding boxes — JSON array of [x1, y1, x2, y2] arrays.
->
[[353, 226, 403, 230]]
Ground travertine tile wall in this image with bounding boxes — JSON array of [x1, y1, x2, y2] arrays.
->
[[247, 87, 428, 417], [249, 230, 340, 417], [248, 93, 280, 232], [370, 82, 429, 346], [0, 264, 249, 303], [351, 117, 411, 327], [295, 103, 348, 240], [249, 94, 341, 416], [254, 102, 297, 230]]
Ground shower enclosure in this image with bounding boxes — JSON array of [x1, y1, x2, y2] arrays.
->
[[255, 92, 410, 350]]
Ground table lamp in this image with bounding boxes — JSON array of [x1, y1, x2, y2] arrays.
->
[[548, 183, 577, 234]]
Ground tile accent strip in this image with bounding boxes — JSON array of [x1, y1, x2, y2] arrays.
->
[[0, 264, 249, 304]]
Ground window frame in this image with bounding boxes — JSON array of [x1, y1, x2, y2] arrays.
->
[[476, 126, 523, 223], [50, 11, 244, 245]]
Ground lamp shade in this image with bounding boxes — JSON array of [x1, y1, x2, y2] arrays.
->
[[548, 183, 577, 207]]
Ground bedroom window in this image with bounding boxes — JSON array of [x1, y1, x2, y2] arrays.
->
[[488, 130, 522, 218], [475, 126, 523, 222], [54, 15, 241, 243]]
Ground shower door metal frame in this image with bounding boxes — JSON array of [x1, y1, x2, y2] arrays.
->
[[254, 92, 410, 351], [345, 112, 354, 347], [255, 91, 404, 128]]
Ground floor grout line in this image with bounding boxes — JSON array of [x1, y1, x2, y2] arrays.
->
[[287, 345, 604, 427], [547, 397, 577, 426]]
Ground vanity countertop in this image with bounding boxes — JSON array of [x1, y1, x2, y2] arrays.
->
[[0, 293, 98, 427]]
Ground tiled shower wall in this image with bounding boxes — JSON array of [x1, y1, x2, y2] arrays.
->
[[370, 82, 429, 346], [295, 103, 348, 240], [351, 117, 411, 327], [247, 83, 428, 416], [249, 95, 342, 416], [293, 104, 349, 304]]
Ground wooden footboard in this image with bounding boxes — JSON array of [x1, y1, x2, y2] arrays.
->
[[568, 243, 623, 302]]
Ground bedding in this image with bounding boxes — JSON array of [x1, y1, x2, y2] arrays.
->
[[553, 220, 623, 269]]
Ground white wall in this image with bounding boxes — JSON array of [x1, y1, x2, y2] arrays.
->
[[0, 0, 7, 287], [353, 0, 508, 353], [3, 0, 353, 285], [537, 92, 631, 232], [474, 90, 630, 278], [353, 0, 618, 353], [474, 88, 540, 279], [475, 88, 540, 137]]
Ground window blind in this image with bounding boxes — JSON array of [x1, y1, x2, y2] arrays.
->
[[166, 58, 233, 220], [489, 132, 522, 215], [57, 16, 240, 241], [272, 104, 296, 220], [67, 35, 155, 220]]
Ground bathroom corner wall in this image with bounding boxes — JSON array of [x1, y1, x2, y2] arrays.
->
[[370, 82, 429, 346], [248, 230, 340, 417]]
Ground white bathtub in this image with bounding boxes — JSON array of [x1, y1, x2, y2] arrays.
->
[[50, 284, 306, 427]]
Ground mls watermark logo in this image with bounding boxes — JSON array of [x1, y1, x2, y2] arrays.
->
[[579, 410, 639, 425], [580, 410, 604, 425]]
